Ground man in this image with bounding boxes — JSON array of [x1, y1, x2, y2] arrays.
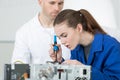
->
[[11, 0, 70, 64]]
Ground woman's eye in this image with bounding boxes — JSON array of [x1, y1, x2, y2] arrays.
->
[[63, 35, 67, 37], [60, 33, 67, 39]]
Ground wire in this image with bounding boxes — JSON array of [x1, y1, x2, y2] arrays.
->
[[14, 60, 24, 64]]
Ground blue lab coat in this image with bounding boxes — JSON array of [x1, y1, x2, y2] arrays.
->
[[71, 33, 120, 80]]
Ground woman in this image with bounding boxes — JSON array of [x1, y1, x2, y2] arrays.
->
[[49, 9, 120, 80]]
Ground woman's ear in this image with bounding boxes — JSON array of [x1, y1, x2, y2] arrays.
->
[[76, 23, 83, 33]]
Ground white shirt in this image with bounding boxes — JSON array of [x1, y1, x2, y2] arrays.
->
[[11, 13, 70, 64]]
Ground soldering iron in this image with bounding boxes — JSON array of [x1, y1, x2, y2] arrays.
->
[[53, 35, 59, 63]]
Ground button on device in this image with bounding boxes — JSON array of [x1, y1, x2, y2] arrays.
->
[[83, 69, 87, 75]]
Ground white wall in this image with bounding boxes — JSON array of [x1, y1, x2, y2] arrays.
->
[[0, 43, 14, 80], [0, 0, 39, 41], [111, 0, 120, 29], [0, 0, 120, 79], [64, 0, 118, 29]]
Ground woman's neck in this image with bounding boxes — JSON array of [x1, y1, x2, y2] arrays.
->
[[81, 32, 94, 46], [38, 13, 54, 28]]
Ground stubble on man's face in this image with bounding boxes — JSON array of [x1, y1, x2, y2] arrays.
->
[[41, 0, 64, 19]]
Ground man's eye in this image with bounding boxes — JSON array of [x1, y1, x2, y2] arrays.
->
[[58, 2, 63, 5]]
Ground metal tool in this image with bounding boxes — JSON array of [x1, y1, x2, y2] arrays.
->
[[53, 35, 59, 63]]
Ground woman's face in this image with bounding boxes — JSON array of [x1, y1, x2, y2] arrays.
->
[[54, 22, 81, 50]]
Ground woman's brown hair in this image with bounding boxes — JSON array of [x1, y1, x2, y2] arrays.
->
[[53, 9, 106, 35]]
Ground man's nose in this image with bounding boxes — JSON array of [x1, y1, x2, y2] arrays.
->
[[54, 4, 60, 11]]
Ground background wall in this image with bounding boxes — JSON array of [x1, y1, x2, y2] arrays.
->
[[0, 0, 120, 79], [0, 0, 39, 41], [111, 0, 120, 28]]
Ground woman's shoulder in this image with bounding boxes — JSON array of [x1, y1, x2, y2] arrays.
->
[[102, 34, 120, 48]]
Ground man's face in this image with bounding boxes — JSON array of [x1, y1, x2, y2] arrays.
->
[[40, 0, 64, 20]]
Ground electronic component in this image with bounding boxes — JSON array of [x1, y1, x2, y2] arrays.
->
[[30, 64, 91, 80], [4, 64, 30, 80]]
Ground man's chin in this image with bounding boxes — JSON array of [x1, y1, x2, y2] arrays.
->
[[52, 14, 58, 18], [50, 16, 56, 20]]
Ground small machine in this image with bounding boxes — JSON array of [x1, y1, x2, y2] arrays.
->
[[4, 64, 91, 80]]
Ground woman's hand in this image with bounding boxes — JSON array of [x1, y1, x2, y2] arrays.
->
[[62, 60, 84, 65], [49, 44, 62, 63]]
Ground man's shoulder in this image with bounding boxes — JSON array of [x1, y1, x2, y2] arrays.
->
[[17, 14, 40, 33], [22, 15, 38, 28]]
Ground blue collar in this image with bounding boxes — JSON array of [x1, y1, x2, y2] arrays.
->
[[91, 33, 103, 52], [72, 33, 104, 64], [74, 33, 103, 52]]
